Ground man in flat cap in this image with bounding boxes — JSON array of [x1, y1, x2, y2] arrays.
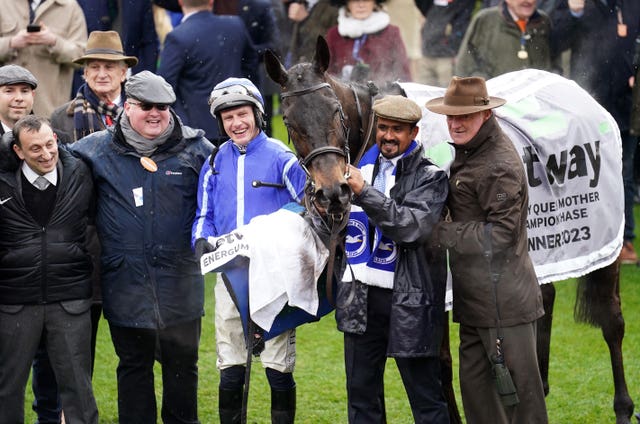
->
[[427, 76, 547, 424], [51, 30, 138, 142], [69, 71, 214, 423], [340, 94, 450, 423], [0, 65, 37, 136]]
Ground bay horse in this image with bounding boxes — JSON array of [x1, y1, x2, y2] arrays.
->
[[265, 35, 635, 424]]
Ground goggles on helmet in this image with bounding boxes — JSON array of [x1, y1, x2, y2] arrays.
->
[[209, 82, 264, 118]]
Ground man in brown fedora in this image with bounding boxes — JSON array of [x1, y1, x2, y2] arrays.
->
[[428, 76, 548, 424], [51, 30, 138, 142]]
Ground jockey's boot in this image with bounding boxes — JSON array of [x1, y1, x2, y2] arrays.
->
[[219, 387, 242, 424], [271, 386, 296, 424]]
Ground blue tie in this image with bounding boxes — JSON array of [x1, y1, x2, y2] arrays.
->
[[373, 160, 392, 193]]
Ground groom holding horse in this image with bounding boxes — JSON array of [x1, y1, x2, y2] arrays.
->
[[340, 94, 450, 423]]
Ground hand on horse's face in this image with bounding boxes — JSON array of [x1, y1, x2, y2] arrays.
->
[[346, 164, 365, 196]]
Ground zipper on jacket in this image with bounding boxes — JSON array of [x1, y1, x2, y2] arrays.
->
[[40, 227, 47, 303]]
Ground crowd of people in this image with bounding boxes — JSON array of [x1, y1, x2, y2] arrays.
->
[[0, 0, 637, 423]]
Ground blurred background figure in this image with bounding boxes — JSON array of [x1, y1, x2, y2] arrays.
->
[[0, 0, 87, 116], [159, 0, 258, 142], [326, 0, 411, 85], [414, 0, 474, 86], [455, 0, 553, 79], [549, 0, 640, 264], [282, 0, 339, 66]]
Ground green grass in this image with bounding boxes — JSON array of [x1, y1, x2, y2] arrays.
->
[[23, 271, 640, 423], [21, 115, 640, 422]]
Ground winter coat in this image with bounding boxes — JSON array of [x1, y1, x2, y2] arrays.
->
[[455, 4, 552, 79], [0, 0, 87, 116], [336, 144, 449, 357], [437, 115, 544, 328], [69, 114, 214, 329], [326, 23, 412, 85], [0, 146, 93, 305], [286, 0, 339, 64], [415, 0, 475, 58], [551, 0, 640, 131]]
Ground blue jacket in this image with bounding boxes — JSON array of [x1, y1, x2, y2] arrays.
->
[[69, 115, 214, 329], [158, 11, 258, 141], [192, 132, 306, 242]]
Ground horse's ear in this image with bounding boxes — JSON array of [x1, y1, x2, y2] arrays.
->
[[313, 35, 330, 75], [265, 49, 288, 87]]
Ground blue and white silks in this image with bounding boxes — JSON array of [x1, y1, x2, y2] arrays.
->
[[343, 140, 418, 289]]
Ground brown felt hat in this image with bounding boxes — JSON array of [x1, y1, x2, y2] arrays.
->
[[73, 31, 138, 67], [372, 95, 422, 124], [425, 76, 506, 115]]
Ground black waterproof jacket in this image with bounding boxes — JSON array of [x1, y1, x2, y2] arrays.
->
[[0, 144, 94, 304], [336, 145, 449, 358]]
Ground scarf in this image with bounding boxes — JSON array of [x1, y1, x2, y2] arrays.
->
[[343, 140, 418, 288], [71, 83, 122, 141], [119, 113, 175, 156], [337, 7, 390, 38]]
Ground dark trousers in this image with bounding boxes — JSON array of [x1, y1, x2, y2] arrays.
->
[[622, 130, 638, 241], [32, 303, 103, 423], [109, 318, 201, 424], [0, 301, 97, 423], [343, 287, 449, 424]]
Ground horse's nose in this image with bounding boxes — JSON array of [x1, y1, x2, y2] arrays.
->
[[315, 182, 351, 214]]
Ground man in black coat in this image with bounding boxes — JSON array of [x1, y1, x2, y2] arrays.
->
[[0, 115, 98, 423]]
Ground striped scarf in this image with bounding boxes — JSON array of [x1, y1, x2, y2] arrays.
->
[[342, 140, 418, 289], [71, 83, 121, 141]]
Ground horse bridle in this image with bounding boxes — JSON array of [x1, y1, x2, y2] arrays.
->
[[280, 81, 353, 305]]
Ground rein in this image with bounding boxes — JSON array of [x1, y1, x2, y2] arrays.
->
[[280, 80, 354, 305]]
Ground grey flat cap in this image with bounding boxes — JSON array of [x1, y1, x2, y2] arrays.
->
[[125, 71, 175, 104], [0, 65, 38, 89]]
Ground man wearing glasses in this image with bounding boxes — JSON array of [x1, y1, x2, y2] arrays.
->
[[69, 71, 214, 423]]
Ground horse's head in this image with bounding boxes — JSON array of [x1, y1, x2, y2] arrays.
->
[[265, 36, 351, 221]]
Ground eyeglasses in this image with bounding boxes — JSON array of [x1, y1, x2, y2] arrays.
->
[[127, 100, 169, 111], [209, 84, 255, 105]]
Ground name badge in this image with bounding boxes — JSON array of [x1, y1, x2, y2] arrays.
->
[[133, 187, 143, 207]]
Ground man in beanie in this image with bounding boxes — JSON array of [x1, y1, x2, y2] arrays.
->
[[339, 95, 450, 423], [192, 77, 306, 424], [51, 30, 138, 142], [427, 76, 547, 423], [69, 71, 213, 423]]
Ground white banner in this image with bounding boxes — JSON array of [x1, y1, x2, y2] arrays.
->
[[401, 69, 624, 283]]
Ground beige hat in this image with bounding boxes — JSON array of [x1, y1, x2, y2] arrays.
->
[[425, 76, 506, 116], [372, 95, 422, 124], [73, 31, 138, 67]]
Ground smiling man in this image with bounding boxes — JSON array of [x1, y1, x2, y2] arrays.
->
[[0, 115, 98, 423], [339, 95, 450, 424], [51, 31, 138, 142], [69, 71, 213, 423], [0, 65, 37, 135], [192, 77, 306, 423]]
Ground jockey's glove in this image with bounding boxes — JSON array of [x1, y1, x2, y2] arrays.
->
[[195, 237, 216, 259]]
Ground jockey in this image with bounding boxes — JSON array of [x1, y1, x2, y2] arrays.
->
[[192, 77, 307, 424]]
